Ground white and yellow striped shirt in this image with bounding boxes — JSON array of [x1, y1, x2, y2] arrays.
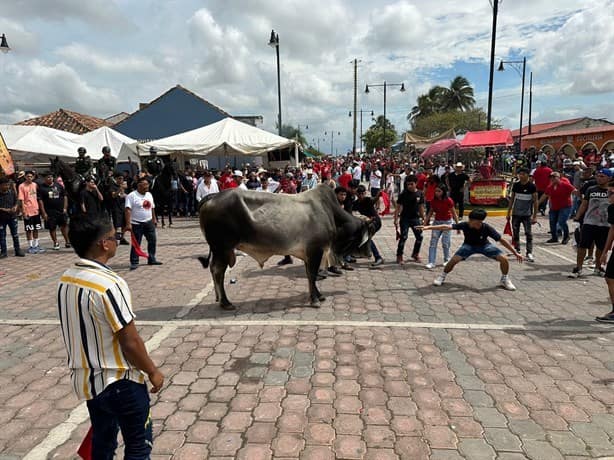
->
[[57, 258, 145, 400]]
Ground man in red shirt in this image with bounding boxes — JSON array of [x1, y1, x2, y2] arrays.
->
[[532, 161, 553, 215], [219, 168, 237, 190], [538, 171, 575, 244]]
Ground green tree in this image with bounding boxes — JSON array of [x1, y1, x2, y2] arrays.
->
[[408, 86, 447, 125], [362, 115, 398, 152], [441, 76, 475, 112], [411, 108, 501, 138], [277, 123, 308, 146]]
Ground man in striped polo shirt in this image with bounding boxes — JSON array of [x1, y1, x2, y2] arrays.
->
[[58, 215, 164, 459]]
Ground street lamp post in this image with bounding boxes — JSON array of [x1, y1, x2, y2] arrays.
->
[[486, 0, 499, 130], [0, 34, 10, 53], [324, 131, 340, 156], [365, 81, 405, 156], [349, 109, 374, 155], [268, 30, 282, 136], [498, 57, 526, 154], [528, 72, 533, 135]]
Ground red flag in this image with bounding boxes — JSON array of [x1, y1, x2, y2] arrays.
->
[[77, 426, 92, 460], [503, 220, 513, 237], [130, 232, 149, 259]]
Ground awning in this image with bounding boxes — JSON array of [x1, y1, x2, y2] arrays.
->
[[420, 139, 460, 158], [460, 129, 514, 148], [404, 128, 456, 149]]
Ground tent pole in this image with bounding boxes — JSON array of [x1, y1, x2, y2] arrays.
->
[[294, 143, 299, 167]]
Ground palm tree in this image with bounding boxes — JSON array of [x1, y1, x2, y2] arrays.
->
[[441, 76, 475, 112], [407, 86, 447, 125]]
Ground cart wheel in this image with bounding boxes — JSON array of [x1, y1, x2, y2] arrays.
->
[[497, 198, 510, 208]]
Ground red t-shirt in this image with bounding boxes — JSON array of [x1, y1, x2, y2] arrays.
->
[[430, 197, 455, 221], [425, 182, 437, 202], [533, 166, 553, 192], [219, 174, 237, 190], [338, 173, 352, 189], [416, 173, 427, 190], [545, 180, 574, 211]]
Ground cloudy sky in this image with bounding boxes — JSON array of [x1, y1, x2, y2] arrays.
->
[[0, 0, 612, 153]]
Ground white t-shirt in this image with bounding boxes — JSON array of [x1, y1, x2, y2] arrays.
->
[[196, 180, 219, 201], [353, 166, 362, 181], [125, 191, 155, 223], [369, 175, 381, 189]]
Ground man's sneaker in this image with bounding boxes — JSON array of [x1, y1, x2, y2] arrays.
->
[[596, 312, 614, 323], [277, 256, 293, 266], [327, 266, 342, 276], [53, 243, 60, 250], [129, 264, 138, 270], [14, 250, 25, 257], [340, 263, 354, 271], [412, 254, 422, 263], [36, 246, 45, 253], [0, 253, 7, 259], [526, 253, 535, 262], [27, 247, 36, 254], [425, 263, 435, 269], [561, 236, 570, 245], [433, 274, 446, 286], [443, 258, 450, 265], [593, 268, 605, 277], [370, 258, 384, 267], [500, 277, 516, 291], [545, 238, 559, 244], [65, 243, 71, 248], [584, 256, 595, 266], [568, 267, 583, 278], [396, 255, 404, 265]]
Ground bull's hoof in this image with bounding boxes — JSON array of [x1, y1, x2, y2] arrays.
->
[[220, 303, 236, 311]]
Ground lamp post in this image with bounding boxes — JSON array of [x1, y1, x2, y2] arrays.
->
[[486, 0, 499, 130], [498, 57, 526, 154], [528, 72, 533, 135], [0, 34, 10, 53], [268, 30, 282, 136], [324, 131, 340, 156], [349, 109, 374, 155], [365, 81, 405, 156]]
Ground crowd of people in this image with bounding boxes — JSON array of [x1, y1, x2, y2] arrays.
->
[[4, 146, 614, 322]]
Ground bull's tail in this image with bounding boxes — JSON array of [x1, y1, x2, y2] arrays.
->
[[198, 254, 210, 268]]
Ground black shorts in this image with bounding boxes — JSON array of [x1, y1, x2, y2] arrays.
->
[[24, 215, 42, 232], [607, 253, 614, 279], [579, 224, 609, 251], [45, 212, 67, 231]]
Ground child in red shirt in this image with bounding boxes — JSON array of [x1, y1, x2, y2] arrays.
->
[[424, 184, 459, 268]]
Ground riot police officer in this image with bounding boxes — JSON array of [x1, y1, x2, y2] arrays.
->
[[96, 146, 117, 179], [144, 146, 164, 177], [74, 147, 93, 177]]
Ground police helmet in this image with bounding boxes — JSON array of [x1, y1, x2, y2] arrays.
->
[[102, 146, 111, 155], [77, 147, 86, 155]]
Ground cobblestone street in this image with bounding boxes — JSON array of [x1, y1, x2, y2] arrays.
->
[[2, 215, 614, 459]]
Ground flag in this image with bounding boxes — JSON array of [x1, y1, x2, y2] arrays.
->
[[503, 220, 513, 237], [130, 232, 149, 259], [0, 131, 15, 176], [77, 426, 92, 460]]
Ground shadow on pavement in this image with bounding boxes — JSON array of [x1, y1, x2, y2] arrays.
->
[[505, 317, 612, 340]]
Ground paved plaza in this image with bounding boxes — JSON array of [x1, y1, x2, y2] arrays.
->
[[2, 215, 614, 459]]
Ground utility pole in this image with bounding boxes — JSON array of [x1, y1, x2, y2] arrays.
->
[[352, 59, 358, 155], [486, 0, 499, 130], [528, 71, 533, 135]]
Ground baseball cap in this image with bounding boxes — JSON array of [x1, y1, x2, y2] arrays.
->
[[233, 170, 244, 177], [597, 169, 613, 177]]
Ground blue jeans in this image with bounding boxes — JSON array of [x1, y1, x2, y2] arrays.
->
[[549, 206, 572, 241], [397, 218, 423, 257], [0, 218, 21, 255], [130, 220, 157, 266], [428, 219, 452, 264], [370, 240, 381, 260], [86, 379, 152, 460]]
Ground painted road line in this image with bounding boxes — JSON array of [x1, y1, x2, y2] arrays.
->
[[23, 324, 177, 460], [536, 245, 577, 264], [2, 317, 611, 334]]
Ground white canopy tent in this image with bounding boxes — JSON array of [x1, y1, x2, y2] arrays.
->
[[137, 117, 299, 166], [78, 126, 139, 161], [0, 124, 78, 163], [0, 124, 139, 165]]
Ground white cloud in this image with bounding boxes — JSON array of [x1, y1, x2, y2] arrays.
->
[[1, 60, 122, 119], [55, 43, 158, 74]]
